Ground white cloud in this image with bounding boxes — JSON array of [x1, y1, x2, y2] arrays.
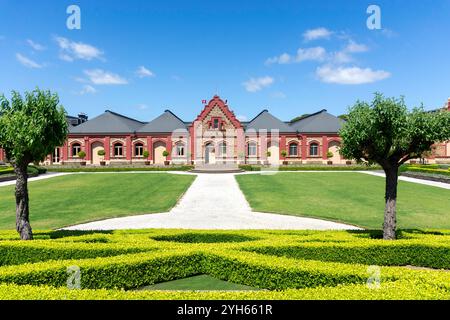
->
[[26, 39, 46, 51], [16, 53, 43, 68], [79, 85, 97, 95], [295, 47, 327, 62], [344, 40, 369, 53], [55, 36, 104, 61], [303, 27, 333, 41], [237, 115, 248, 121], [136, 66, 155, 78], [84, 69, 128, 85], [316, 65, 390, 85], [266, 47, 326, 65], [242, 76, 274, 92], [265, 53, 291, 65]]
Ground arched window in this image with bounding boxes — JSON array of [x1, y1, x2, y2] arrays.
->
[[134, 143, 144, 157], [72, 143, 81, 157], [289, 143, 298, 156], [218, 142, 227, 157], [114, 143, 123, 157], [176, 143, 185, 156], [310, 143, 319, 156], [248, 142, 257, 156]]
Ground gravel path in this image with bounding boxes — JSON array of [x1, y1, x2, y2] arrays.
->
[[64, 173, 361, 231]]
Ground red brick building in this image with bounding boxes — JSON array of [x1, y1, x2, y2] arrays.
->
[[1, 96, 450, 166]]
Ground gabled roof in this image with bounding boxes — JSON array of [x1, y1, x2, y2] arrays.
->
[[69, 110, 144, 134], [289, 109, 344, 133], [137, 110, 187, 133], [245, 110, 295, 132]]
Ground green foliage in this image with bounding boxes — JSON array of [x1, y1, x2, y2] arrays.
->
[[0, 229, 448, 299], [45, 166, 194, 172], [278, 165, 381, 171], [77, 151, 86, 159], [291, 114, 310, 122], [0, 89, 68, 164], [280, 150, 287, 157], [402, 166, 450, 177], [0, 165, 46, 176], [338, 114, 349, 121], [327, 151, 334, 158], [143, 150, 150, 158], [97, 149, 105, 157], [340, 93, 450, 166], [238, 165, 261, 171], [162, 150, 169, 157]]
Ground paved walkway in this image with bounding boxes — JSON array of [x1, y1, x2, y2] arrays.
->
[[64, 173, 361, 231], [0, 172, 73, 187], [360, 171, 450, 190]]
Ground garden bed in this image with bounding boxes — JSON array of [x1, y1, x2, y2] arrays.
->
[[0, 229, 448, 300]]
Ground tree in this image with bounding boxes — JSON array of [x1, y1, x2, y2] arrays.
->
[[340, 93, 450, 240], [0, 89, 68, 240]]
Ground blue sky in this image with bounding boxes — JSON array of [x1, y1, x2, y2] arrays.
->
[[0, 0, 449, 122]]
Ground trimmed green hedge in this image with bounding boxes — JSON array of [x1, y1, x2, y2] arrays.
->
[[0, 229, 448, 299], [0, 165, 47, 176], [46, 166, 194, 172], [238, 165, 381, 171], [402, 166, 450, 177]]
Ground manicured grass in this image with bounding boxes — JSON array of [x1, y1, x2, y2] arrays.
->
[[0, 173, 195, 230], [136, 274, 259, 291], [235, 172, 450, 229]]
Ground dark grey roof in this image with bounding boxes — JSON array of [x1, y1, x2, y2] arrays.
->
[[245, 110, 295, 133], [69, 110, 144, 134], [137, 110, 187, 133], [289, 110, 344, 133]]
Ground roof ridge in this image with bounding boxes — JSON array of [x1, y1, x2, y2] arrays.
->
[[247, 109, 269, 124], [105, 109, 145, 124], [290, 109, 327, 123], [163, 109, 185, 123]]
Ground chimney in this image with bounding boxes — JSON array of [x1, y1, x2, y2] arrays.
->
[[77, 113, 88, 124]]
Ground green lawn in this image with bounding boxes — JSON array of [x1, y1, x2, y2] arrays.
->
[[136, 274, 260, 291], [236, 172, 450, 229], [0, 173, 195, 230]]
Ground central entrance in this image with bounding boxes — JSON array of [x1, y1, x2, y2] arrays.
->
[[205, 143, 216, 164]]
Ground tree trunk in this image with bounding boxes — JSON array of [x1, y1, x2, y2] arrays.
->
[[383, 165, 399, 240], [14, 163, 33, 240]]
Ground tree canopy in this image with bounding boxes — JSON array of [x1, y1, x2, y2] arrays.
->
[[340, 93, 450, 168], [0, 89, 68, 165], [339, 93, 450, 240], [0, 89, 68, 240]]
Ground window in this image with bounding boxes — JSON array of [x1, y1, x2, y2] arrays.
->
[[248, 142, 257, 156], [289, 143, 298, 156], [310, 143, 319, 156], [213, 118, 219, 129], [53, 148, 60, 163], [114, 143, 123, 157], [218, 142, 227, 157], [72, 143, 81, 157], [134, 143, 143, 157], [176, 143, 185, 156]]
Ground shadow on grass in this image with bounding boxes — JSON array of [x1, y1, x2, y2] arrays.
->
[[346, 229, 446, 239], [33, 229, 114, 240]]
